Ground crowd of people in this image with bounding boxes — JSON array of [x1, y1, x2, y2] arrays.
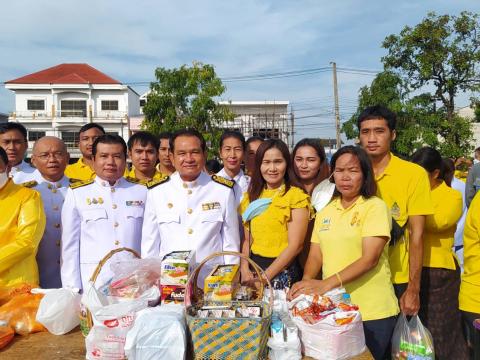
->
[[0, 104, 479, 359]]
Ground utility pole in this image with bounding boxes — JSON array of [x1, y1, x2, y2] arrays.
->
[[331, 62, 341, 150], [290, 109, 295, 150]]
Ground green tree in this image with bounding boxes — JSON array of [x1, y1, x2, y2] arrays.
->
[[382, 11, 480, 123], [142, 62, 235, 156], [342, 71, 473, 157]]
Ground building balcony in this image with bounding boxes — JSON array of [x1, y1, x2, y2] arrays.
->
[[9, 110, 128, 124]]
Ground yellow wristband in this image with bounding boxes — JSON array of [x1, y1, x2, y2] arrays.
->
[[335, 272, 343, 288]]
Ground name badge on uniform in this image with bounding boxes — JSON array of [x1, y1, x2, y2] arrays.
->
[[319, 217, 331, 232], [202, 202, 221, 211], [126, 200, 144, 207]]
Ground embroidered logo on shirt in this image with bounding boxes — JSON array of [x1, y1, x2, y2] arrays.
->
[[350, 211, 360, 226], [319, 217, 331, 231], [202, 202, 221, 211], [391, 202, 401, 220], [126, 200, 144, 207]]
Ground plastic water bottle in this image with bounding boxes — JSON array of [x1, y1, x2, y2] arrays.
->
[[342, 293, 352, 304]]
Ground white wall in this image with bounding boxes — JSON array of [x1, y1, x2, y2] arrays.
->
[[127, 87, 140, 116]]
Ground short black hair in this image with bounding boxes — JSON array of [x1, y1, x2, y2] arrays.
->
[[206, 159, 222, 174], [170, 129, 206, 153], [79, 123, 105, 135], [246, 136, 264, 147], [0, 122, 27, 141], [158, 132, 173, 141], [475, 147, 480, 153], [220, 130, 246, 150], [92, 134, 127, 159], [127, 131, 159, 151], [411, 147, 443, 174], [330, 145, 377, 198], [357, 105, 397, 132], [0, 147, 8, 166]]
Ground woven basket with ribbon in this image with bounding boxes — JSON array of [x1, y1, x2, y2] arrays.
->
[[79, 247, 140, 337], [185, 251, 273, 360]]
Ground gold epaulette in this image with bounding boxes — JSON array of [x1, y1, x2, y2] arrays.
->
[[211, 175, 234, 189], [69, 179, 94, 189], [125, 176, 144, 185], [20, 180, 38, 188], [146, 176, 170, 189], [69, 178, 82, 184]]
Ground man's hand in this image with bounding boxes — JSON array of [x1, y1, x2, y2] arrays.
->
[[287, 279, 332, 300], [400, 287, 420, 315]]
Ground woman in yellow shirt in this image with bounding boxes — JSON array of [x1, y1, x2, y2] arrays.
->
[[289, 146, 399, 360], [460, 192, 480, 357], [411, 147, 469, 359], [239, 139, 310, 289]]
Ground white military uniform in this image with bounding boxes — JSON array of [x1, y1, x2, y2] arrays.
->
[[216, 168, 250, 206], [27, 170, 69, 288], [10, 160, 36, 183], [61, 176, 147, 291], [141, 171, 240, 277]]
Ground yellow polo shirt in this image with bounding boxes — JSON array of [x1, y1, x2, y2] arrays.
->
[[125, 167, 165, 184], [64, 157, 96, 181], [423, 181, 462, 269], [376, 154, 434, 284], [311, 196, 399, 321], [459, 193, 480, 314], [239, 185, 311, 258]]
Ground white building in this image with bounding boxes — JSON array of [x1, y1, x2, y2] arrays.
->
[[458, 105, 480, 149], [5, 63, 140, 158]]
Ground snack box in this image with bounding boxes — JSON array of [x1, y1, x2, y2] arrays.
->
[[204, 264, 240, 301], [161, 285, 185, 304], [160, 250, 195, 285]]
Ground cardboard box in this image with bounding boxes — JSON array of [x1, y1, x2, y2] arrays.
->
[[160, 250, 195, 285], [204, 264, 240, 301], [161, 285, 185, 304]]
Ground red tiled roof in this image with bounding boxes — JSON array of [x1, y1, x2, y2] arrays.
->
[[5, 63, 121, 84]]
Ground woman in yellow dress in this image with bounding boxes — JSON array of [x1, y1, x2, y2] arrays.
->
[[239, 139, 310, 289]]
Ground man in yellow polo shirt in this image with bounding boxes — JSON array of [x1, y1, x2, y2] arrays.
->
[[357, 105, 433, 316], [460, 192, 480, 354], [64, 123, 105, 180], [126, 131, 164, 184]]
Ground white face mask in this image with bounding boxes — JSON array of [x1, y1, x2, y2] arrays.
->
[[0, 171, 8, 189], [311, 177, 336, 212], [474, 159, 480, 165]]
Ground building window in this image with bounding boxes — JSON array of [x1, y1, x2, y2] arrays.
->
[[27, 100, 45, 111], [61, 100, 87, 117], [61, 131, 80, 148], [252, 128, 280, 139], [140, 99, 146, 107], [101, 100, 119, 111], [28, 131, 46, 141]]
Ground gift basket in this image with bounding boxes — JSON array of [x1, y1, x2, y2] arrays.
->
[[80, 247, 141, 336], [185, 251, 273, 360]]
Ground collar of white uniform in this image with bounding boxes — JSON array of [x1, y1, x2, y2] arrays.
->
[[218, 168, 244, 182], [95, 176, 123, 188], [172, 171, 209, 189], [38, 174, 69, 189], [12, 160, 28, 172]]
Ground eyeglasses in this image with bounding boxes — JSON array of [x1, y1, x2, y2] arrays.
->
[[34, 152, 66, 161]]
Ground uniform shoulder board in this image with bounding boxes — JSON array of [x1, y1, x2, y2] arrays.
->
[[69, 178, 82, 184], [20, 180, 38, 188], [146, 176, 170, 189], [125, 176, 144, 185], [69, 179, 94, 189], [211, 175, 234, 189]]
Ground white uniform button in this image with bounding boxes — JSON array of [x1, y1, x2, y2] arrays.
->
[[111, 188, 115, 193], [112, 204, 117, 209], [187, 190, 192, 195], [114, 222, 119, 227], [54, 223, 61, 228], [187, 208, 193, 214], [52, 188, 57, 194], [53, 205, 59, 211], [188, 228, 193, 234], [183, 183, 188, 188], [56, 240, 61, 247], [115, 240, 120, 245]]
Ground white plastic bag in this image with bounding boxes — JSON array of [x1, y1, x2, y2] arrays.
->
[[268, 336, 302, 360], [292, 311, 365, 360], [391, 314, 434, 359], [35, 288, 81, 335], [124, 304, 186, 360]]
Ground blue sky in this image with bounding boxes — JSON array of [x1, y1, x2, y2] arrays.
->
[[0, 0, 478, 140]]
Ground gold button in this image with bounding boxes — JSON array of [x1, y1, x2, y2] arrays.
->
[[187, 208, 193, 214], [183, 183, 188, 188], [54, 223, 60, 228], [102, 181, 107, 186], [53, 205, 59, 211], [188, 228, 193, 234], [111, 188, 115, 193], [112, 204, 117, 209], [167, 203, 173, 209], [114, 222, 119, 227], [187, 190, 192, 195], [52, 188, 57, 193], [56, 240, 61, 247], [115, 240, 120, 245]]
